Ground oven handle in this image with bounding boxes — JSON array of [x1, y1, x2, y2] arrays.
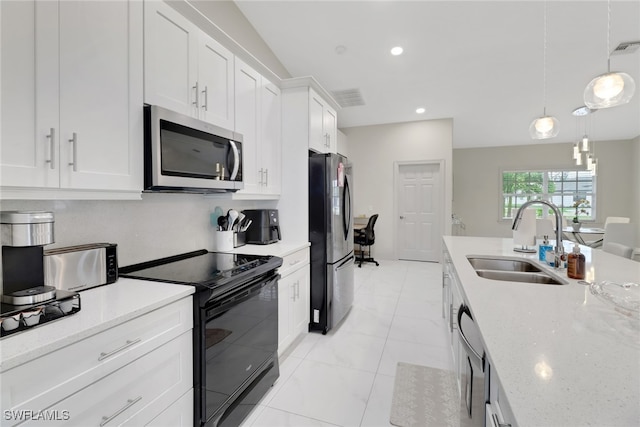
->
[[206, 274, 279, 319]]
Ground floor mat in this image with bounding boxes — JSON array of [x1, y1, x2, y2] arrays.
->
[[390, 362, 459, 427]]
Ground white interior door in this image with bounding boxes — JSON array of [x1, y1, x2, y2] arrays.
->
[[396, 162, 442, 262]]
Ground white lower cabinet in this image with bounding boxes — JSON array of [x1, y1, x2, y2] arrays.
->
[[146, 389, 193, 427], [0, 297, 193, 427], [277, 248, 310, 356], [20, 332, 192, 427]]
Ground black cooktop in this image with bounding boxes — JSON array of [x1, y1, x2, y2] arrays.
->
[[119, 250, 282, 291]]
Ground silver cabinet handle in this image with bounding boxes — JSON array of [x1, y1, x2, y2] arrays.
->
[[449, 304, 458, 332], [295, 280, 300, 299], [291, 283, 296, 301], [258, 168, 264, 186], [192, 81, 199, 107], [264, 168, 268, 186], [289, 259, 301, 267], [68, 133, 77, 171], [98, 338, 141, 361], [202, 86, 208, 111], [100, 396, 142, 426], [46, 128, 55, 169]]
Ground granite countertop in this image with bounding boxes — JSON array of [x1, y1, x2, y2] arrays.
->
[[0, 278, 194, 372], [443, 236, 640, 427]]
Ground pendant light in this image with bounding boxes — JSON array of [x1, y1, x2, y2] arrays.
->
[[530, 2, 559, 139], [583, 0, 636, 109]]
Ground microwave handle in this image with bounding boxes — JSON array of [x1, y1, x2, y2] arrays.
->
[[229, 140, 240, 180]]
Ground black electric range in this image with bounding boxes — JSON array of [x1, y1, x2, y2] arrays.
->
[[120, 249, 283, 427]]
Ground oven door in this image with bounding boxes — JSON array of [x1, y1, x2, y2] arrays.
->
[[202, 273, 279, 426]]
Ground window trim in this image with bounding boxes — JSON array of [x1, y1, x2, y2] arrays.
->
[[499, 168, 597, 223]]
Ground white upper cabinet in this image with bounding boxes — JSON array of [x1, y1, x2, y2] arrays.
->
[[0, 0, 143, 194], [260, 80, 282, 196], [144, 0, 234, 130], [309, 88, 337, 154], [234, 58, 281, 198], [234, 58, 261, 195]]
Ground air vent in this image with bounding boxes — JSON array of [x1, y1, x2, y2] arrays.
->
[[611, 40, 640, 55], [331, 88, 365, 108]]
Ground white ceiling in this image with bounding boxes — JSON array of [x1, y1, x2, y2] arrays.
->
[[234, 0, 640, 148]]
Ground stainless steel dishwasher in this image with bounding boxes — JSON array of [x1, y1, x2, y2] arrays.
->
[[457, 304, 486, 427]]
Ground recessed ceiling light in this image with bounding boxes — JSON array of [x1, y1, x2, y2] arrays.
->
[[390, 46, 403, 56], [416, 107, 426, 114]]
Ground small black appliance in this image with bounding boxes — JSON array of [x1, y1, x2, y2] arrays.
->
[[241, 209, 281, 245]]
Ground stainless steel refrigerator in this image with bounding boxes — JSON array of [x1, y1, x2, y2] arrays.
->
[[308, 152, 354, 334]]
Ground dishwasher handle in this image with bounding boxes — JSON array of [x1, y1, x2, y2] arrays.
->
[[457, 304, 485, 369]]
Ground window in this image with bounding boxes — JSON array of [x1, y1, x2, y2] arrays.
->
[[502, 170, 596, 221]]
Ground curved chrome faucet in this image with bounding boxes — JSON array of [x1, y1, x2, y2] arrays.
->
[[512, 200, 565, 268]]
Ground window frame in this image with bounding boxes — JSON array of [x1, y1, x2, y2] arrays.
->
[[500, 168, 597, 222]]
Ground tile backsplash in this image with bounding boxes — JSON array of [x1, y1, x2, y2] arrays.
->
[[1, 194, 275, 268]]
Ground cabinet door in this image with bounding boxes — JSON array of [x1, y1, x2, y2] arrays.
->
[[277, 275, 293, 356], [144, 0, 198, 117], [234, 58, 261, 194], [291, 265, 310, 336], [261, 80, 281, 195], [308, 89, 326, 153], [0, 0, 58, 188], [198, 34, 234, 129], [324, 106, 337, 154], [58, 0, 142, 191]]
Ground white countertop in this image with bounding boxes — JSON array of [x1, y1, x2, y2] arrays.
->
[[0, 278, 194, 372], [443, 236, 640, 427], [225, 241, 310, 258]]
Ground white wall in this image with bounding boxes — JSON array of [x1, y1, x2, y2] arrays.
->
[[343, 119, 453, 260], [452, 139, 637, 238], [633, 136, 640, 241], [337, 129, 349, 159]]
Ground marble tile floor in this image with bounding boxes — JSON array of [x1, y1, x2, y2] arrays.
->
[[240, 259, 453, 427]]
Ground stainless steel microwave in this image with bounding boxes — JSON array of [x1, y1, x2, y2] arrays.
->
[[144, 105, 243, 193]]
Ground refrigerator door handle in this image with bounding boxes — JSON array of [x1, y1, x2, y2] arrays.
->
[[335, 254, 355, 271], [343, 175, 352, 240]]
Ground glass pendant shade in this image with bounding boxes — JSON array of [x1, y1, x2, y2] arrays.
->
[[586, 154, 594, 170], [590, 158, 598, 176], [584, 71, 636, 109], [580, 136, 589, 152], [529, 115, 559, 139], [573, 144, 580, 159], [575, 152, 583, 166]]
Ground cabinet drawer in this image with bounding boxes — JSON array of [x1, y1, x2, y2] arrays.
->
[[145, 388, 193, 427], [278, 248, 309, 277], [18, 331, 192, 427], [1, 297, 192, 417]]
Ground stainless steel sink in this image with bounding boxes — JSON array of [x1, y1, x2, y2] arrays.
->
[[466, 256, 568, 285], [467, 256, 542, 272]]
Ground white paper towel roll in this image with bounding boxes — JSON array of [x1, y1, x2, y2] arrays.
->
[[513, 208, 536, 247]]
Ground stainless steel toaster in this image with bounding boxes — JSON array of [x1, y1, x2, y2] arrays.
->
[[44, 243, 118, 291]]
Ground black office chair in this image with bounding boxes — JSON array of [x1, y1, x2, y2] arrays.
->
[[354, 214, 379, 268]]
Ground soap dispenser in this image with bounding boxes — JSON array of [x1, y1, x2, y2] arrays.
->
[[539, 235, 553, 262], [567, 243, 585, 279]]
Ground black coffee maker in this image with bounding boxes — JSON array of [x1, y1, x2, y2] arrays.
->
[[241, 209, 281, 245], [1, 211, 57, 305]]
